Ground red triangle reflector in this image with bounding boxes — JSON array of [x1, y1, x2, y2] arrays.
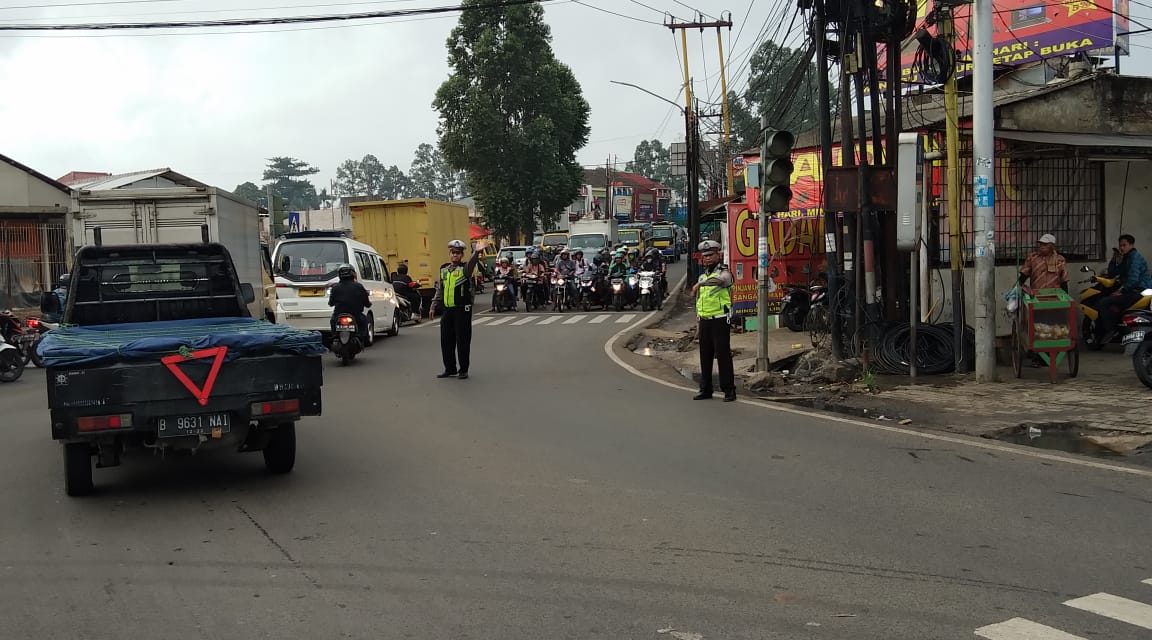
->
[[161, 346, 228, 407]]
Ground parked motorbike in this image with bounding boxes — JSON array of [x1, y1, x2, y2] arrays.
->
[[779, 283, 828, 332], [330, 313, 364, 366], [0, 332, 25, 382], [492, 276, 516, 312], [637, 270, 662, 311], [1079, 265, 1152, 349]]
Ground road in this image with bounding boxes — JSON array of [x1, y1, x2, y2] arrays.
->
[[1, 261, 1151, 639]]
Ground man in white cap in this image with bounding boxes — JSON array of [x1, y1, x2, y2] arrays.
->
[[1018, 233, 1068, 292]]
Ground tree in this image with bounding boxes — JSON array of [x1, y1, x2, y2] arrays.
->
[[434, 0, 590, 240], [232, 181, 264, 206], [408, 143, 458, 201], [332, 155, 411, 199], [626, 139, 685, 196], [262, 157, 321, 211], [735, 41, 827, 146]]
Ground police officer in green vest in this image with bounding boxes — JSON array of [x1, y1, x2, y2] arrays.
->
[[692, 239, 736, 402], [430, 239, 486, 379]]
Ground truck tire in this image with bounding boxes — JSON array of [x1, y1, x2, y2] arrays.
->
[[64, 443, 94, 496], [263, 424, 296, 474]]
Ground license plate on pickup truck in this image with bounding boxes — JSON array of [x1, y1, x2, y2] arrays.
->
[[1123, 331, 1146, 345], [157, 413, 231, 438], [298, 288, 326, 297]]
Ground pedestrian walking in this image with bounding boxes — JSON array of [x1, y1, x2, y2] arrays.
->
[[430, 239, 486, 379], [692, 240, 736, 402]]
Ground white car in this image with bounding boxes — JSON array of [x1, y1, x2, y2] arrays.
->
[[271, 232, 400, 344], [498, 245, 533, 268]]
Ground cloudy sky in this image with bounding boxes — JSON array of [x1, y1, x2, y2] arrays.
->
[[0, 0, 1148, 193]]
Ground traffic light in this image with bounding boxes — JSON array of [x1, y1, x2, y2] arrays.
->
[[760, 130, 795, 213]]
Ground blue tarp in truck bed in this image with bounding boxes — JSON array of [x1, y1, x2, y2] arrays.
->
[[37, 318, 326, 368]]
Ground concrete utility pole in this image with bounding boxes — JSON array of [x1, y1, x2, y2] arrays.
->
[[972, 0, 997, 382], [266, 184, 275, 236]]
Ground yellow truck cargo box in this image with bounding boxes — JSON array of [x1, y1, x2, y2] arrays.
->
[[349, 198, 471, 293]]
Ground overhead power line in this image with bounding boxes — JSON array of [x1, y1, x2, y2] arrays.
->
[[0, 0, 559, 30], [570, 0, 661, 25], [1, 0, 180, 10]]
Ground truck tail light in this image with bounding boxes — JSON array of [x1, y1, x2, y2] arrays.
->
[[77, 414, 133, 432], [252, 399, 300, 416]]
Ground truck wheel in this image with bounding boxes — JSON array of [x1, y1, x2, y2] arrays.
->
[[64, 443, 94, 496], [263, 424, 296, 474]]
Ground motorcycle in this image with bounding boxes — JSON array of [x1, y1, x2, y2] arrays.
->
[[610, 276, 627, 312], [23, 316, 54, 367], [551, 274, 570, 312], [1130, 312, 1152, 388], [578, 272, 599, 312], [521, 273, 545, 312], [492, 276, 516, 312], [1079, 265, 1152, 349], [0, 310, 31, 366], [779, 283, 828, 332], [637, 270, 662, 311], [0, 332, 25, 382], [330, 313, 364, 366], [393, 280, 423, 325]]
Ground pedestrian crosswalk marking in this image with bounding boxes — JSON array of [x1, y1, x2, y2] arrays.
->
[[591, 314, 610, 324], [563, 315, 586, 325], [1143, 578, 1152, 586], [974, 618, 1087, 639], [537, 316, 561, 325], [616, 314, 636, 324], [472, 317, 491, 326], [512, 316, 538, 326], [486, 317, 512, 326], [1063, 593, 1152, 629]]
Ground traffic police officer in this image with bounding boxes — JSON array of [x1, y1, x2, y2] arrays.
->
[[430, 239, 485, 379], [692, 240, 736, 402]]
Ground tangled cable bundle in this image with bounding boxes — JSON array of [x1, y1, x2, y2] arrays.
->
[[868, 322, 975, 375]]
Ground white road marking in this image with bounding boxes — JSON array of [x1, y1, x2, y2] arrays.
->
[[563, 315, 587, 325], [486, 317, 512, 326], [512, 316, 539, 326], [1064, 593, 1152, 629], [1142, 578, 1152, 586], [471, 317, 491, 326], [602, 273, 1152, 479], [537, 316, 561, 325], [974, 618, 1087, 639], [591, 314, 611, 324], [616, 314, 636, 324]]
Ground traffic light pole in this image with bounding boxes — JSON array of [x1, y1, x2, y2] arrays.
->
[[756, 114, 772, 372]]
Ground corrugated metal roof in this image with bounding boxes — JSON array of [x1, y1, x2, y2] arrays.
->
[[71, 167, 209, 190]]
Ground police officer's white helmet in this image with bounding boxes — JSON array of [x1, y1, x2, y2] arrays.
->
[[448, 239, 467, 250], [698, 240, 722, 252]]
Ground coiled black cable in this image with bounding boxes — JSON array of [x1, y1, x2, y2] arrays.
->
[[868, 322, 975, 375]]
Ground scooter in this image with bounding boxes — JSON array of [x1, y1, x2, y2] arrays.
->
[[0, 310, 30, 366], [780, 283, 828, 332], [610, 276, 627, 312], [521, 273, 544, 312], [551, 274, 570, 312], [330, 313, 364, 366], [1079, 265, 1152, 349], [0, 332, 25, 382], [23, 316, 55, 367], [393, 280, 423, 325], [578, 272, 598, 312]]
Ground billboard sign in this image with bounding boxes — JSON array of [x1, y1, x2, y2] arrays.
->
[[727, 202, 827, 317], [895, 0, 1125, 84]]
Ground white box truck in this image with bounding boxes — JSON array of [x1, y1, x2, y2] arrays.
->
[[69, 186, 275, 321], [567, 218, 619, 256]]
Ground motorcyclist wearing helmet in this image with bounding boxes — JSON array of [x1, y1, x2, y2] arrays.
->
[[606, 249, 630, 278], [627, 247, 641, 270], [692, 240, 735, 402], [572, 249, 590, 277], [328, 264, 371, 339], [641, 248, 668, 294], [431, 239, 485, 379], [493, 255, 519, 305], [391, 262, 423, 318], [552, 249, 578, 303]]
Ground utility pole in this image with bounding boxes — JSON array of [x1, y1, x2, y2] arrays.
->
[[715, 25, 734, 196], [940, 12, 966, 374], [267, 184, 275, 237], [813, 0, 841, 359], [972, 0, 997, 382]]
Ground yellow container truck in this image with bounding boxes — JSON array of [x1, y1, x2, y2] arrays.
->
[[349, 198, 471, 309]]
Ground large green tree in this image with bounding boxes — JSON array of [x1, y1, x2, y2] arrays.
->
[[625, 139, 684, 194], [262, 157, 321, 211], [332, 155, 411, 199], [730, 41, 828, 149], [433, 0, 590, 240], [408, 143, 459, 201]]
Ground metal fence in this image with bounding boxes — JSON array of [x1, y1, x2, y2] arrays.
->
[[0, 220, 69, 311], [933, 139, 1104, 266]]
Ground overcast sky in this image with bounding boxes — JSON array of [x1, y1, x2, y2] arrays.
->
[[0, 0, 1148, 194]]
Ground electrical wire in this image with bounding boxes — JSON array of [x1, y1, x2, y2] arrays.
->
[[0, 0, 561, 30], [0, 0, 432, 23], [570, 0, 661, 25], [0, 0, 179, 10]]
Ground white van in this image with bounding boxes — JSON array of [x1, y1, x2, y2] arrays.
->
[[271, 232, 400, 343]]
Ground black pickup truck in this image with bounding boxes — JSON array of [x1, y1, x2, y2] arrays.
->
[[39, 243, 325, 496]]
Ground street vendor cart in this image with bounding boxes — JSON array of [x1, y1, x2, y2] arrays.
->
[[1011, 287, 1080, 382]]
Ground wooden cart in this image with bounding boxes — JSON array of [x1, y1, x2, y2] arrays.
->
[[1011, 287, 1080, 382]]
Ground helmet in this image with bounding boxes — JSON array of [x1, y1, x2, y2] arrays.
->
[[397, 263, 409, 275], [593, 256, 604, 266], [645, 248, 660, 258], [614, 249, 626, 258], [560, 249, 570, 257], [57, 273, 71, 288], [698, 240, 722, 252], [499, 256, 510, 264], [337, 264, 356, 280], [629, 248, 640, 256], [573, 249, 584, 257], [448, 239, 466, 250]]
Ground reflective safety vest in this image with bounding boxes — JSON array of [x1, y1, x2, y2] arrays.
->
[[696, 267, 731, 318], [441, 266, 465, 308]]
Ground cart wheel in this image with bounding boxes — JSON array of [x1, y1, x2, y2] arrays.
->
[[1067, 343, 1080, 378], [1011, 321, 1024, 378]]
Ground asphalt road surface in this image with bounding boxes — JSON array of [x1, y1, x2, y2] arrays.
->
[[2, 262, 1151, 639]]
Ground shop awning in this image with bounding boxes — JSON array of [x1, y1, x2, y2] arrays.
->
[[469, 223, 492, 240], [994, 130, 1152, 151]]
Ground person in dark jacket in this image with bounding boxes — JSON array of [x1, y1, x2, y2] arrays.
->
[[430, 239, 485, 379], [328, 264, 371, 339]]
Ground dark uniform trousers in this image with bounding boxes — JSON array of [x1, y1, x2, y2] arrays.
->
[[440, 305, 473, 374], [698, 316, 734, 394]]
